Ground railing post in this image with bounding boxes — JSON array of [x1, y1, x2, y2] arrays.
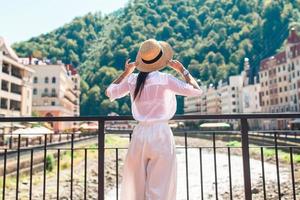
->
[[240, 118, 252, 200], [98, 120, 105, 200]]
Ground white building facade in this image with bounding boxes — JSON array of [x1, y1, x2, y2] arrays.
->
[[0, 37, 34, 117], [19, 58, 80, 131]]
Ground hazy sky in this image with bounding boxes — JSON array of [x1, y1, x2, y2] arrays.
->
[[0, 0, 128, 44]]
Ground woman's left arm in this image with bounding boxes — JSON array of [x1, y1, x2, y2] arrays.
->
[[105, 59, 136, 100]]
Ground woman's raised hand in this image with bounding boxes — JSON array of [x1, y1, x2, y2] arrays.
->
[[168, 59, 184, 73], [125, 59, 136, 75]]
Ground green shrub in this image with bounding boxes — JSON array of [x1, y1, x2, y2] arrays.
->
[[46, 154, 54, 172]]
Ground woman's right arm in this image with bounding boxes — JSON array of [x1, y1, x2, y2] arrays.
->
[[168, 60, 201, 89], [167, 60, 203, 96]]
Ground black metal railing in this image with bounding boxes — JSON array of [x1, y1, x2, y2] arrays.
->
[[0, 113, 299, 200]]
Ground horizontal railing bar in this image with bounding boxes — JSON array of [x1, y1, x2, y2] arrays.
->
[[249, 130, 300, 133], [1, 130, 300, 136], [0, 133, 96, 136], [0, 113, 300, 122], [2, 145, 299, 151]]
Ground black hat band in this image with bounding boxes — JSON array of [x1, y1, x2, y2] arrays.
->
[[141, 50, 163, 64]]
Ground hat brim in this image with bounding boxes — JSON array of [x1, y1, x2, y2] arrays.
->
[[135, 41, 173, 72]]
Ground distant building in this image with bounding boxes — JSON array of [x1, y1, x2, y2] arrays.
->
[[184, 86, 207, 114], [184, 57, 262, 128], [219, 74, 243, 114], [0, 37, 34, 117], [259, 28, 300, 129], [206, 84, 221, 114], [19, 58, 81, 131], [241, 58, 262, 114]]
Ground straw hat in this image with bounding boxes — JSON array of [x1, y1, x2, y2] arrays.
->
[[135, 39, 173, 72]]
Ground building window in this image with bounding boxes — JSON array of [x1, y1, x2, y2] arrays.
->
[[279, 87, 282, 93], [44, 88, 48, 96], [284, 76, 286, 81], [231, 87, 235, 90], [262, 82, 264, 86], [2, 63, 9, 74], [34, 77, 38, 83], [33, 88, 37, 95], [284, 86, 287, 92], [0, 98, 8, 109], [51, 101, 55, 106], [279, 77, 281, 82], [51, 88, 56, 97], [11, 83, 22, 94], [45, 77, 49, 83], [1, 80, 9, 91], [52, 77, 56, 83], [11, 67, 22, 79], [10, 100, 21, 111]]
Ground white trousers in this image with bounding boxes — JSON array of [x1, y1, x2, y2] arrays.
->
[[120, 121, 177, 200]]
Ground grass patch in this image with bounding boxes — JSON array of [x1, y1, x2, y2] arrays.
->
[[294, 154, 300, 163], [226, 141, 300, 164], [226, 141, 241, 147], [105, 135, 128, 147]]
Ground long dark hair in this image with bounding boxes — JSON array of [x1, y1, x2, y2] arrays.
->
[[134, 72, 149, 100]]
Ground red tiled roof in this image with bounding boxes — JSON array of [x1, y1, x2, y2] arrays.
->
[[260, 28, 300, 71], [66, 64, 78, 75], [287, 28, 300, 44], [260, 51, 286, 71]]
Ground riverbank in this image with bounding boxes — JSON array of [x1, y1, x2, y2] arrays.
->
[[175, 135, 300, 199]]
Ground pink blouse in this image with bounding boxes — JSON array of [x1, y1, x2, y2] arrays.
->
[[106, 71, 203, 122]]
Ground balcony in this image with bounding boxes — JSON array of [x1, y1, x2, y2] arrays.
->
[[41, 93, 58, 97], [0, 114, 299, 200]]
